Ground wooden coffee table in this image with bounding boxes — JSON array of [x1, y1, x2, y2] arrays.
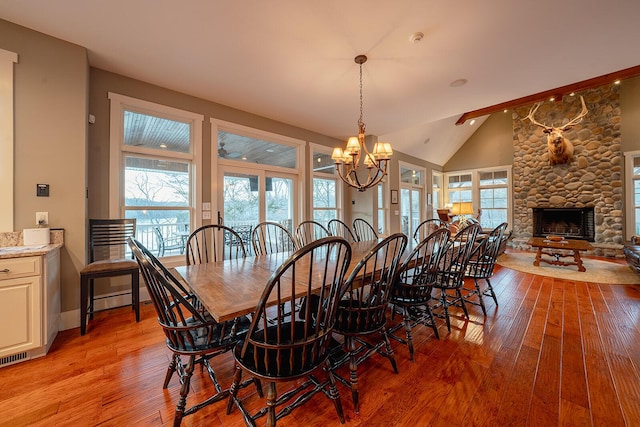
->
[[527, 237, 594, 272]]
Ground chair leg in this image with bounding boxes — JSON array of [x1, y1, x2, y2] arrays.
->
[[80, 274, 89, 335], [88, 278, 95, 320], [381, 326, 398, 374], [486, 278, 498, 306], [174, 355, 195, 427], [346, 336, 360, 414], [402, 307, 415, 361], [226, 364, 243, 415], [440, 290, 451, 332], [424, 304, 440, 340], [325, 359, 345, 423], [164, 353, 179, 388], [456, 289, 469, 318], [474, 279, 487, 316], [132, 271, 140, 322], [266, 382, 277, 427]]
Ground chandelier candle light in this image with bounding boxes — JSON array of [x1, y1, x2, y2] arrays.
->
[[331, 55, 393, 192]]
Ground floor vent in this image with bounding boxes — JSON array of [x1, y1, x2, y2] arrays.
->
[[0, 351, 29, 368]]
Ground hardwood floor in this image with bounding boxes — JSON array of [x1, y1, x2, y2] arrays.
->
[[1, 257, 640, 426]]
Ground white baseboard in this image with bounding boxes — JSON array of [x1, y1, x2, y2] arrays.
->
[[60, 286, 150, 331]]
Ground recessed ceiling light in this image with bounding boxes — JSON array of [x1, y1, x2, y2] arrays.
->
[[450, 78, 468, 88], [159, 143, 167, 148], [569, 92, 575, 96], [266, 148, 275, 153], [242, 156, 247, 160], [614, 79, 621, 85], [503, 109, 508, 113], [410, 32, 424, 44], [550, 97, 555, 102], [469, 119, 476, 126]]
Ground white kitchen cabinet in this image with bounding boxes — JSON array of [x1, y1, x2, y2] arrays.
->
[[0, 248, 60, 366]]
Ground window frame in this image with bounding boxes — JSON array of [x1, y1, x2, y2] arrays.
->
[[0, 49, 18, 232], [309, 143, 342, 224], [625, 150, 640, 239], [444, 165, 512, 230], [108, 93, 203, 257], [399, 161, 426, 237], [211, 118, 305, 228]]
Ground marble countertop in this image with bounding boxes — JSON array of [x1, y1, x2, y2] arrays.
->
[[0, 229, 64, 259], [0, 243, 64, 259]]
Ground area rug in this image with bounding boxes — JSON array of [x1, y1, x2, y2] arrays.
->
[[496, 252, 640, 285]]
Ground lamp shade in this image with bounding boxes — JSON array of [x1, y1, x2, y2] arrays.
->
[[451, 202, 474, 216]]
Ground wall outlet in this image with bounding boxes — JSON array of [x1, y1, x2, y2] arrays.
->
[[36, 212, 49, 226], [202, 211, 211, 220]]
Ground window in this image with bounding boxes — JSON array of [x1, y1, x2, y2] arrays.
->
[[625, 151, 640, 238], [377, 185, 386, 235], [213, 119, 303, 235], [447, 173, 473, 205], [399, 163, 425, 238], [311, 145, 340, 224], [444, 167, 511, 230], [109, 93, 203, 258], [432, 172, 443, 219], [479, 170, 509, 229]]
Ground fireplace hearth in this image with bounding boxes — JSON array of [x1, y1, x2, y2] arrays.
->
[[532, 207, 595, 241]]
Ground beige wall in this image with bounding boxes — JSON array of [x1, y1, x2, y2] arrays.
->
[[0, 19, 88, 313], [621, 76, 640, 152], [444, 112, 514, 171]]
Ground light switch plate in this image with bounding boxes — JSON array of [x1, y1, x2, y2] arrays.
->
[[202, 202, 211, 211], [36, 212, 49, 226], [202, 211, 211, 220]]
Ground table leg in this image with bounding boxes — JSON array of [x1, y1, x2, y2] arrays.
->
[[574, 250, 586, 272], [534, 248, 542, 266]]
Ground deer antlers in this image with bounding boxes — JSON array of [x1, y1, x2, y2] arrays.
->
[[523, 96, 588, 132]]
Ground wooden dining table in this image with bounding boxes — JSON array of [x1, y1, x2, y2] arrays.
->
[[174, 239, 387, 322]]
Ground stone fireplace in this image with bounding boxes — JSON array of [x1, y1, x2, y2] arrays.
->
[[511, 84, 623, 256]]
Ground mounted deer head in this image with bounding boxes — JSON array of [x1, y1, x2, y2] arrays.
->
[[523, 96, 588, 165]]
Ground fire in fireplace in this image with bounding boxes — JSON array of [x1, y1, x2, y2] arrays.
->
[[532, 207, 595, 241]]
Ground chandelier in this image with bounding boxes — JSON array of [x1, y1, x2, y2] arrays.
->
[[331, 55, 393, 192]]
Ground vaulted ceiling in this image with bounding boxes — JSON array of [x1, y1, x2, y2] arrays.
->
[[2, 1, 639, 165]]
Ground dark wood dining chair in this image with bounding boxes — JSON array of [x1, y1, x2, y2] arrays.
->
[[389, 227, 451, 359], [226, 236, 352, 426], [328, 218, 357, 243], [295, 220, 330, 247], [431, 223, 481, 332], [79, 218, 139, 335], [251, 221, 296, 255], [185, 224, 246, 265], [331, 233, 408, 413], [413, 218, 448, 243], [128, 238, 258, 427], [352, 218, 378, 242], [463, 222, 508, 315]]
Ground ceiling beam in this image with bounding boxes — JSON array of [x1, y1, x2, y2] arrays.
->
[[455, 64, 640, 125]]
